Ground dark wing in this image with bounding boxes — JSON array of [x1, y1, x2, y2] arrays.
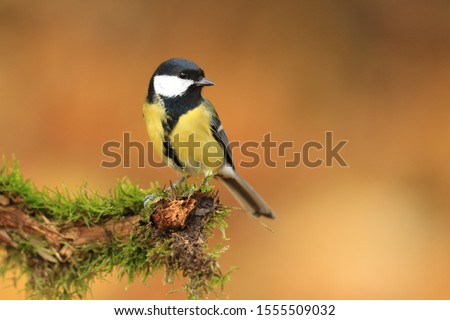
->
[[203, 99, 235, 169]]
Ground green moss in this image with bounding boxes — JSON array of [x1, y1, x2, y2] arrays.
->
[[0, 158, 232, 299]]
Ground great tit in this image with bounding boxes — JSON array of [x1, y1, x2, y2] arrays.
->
[[143, 58, 275, 219]]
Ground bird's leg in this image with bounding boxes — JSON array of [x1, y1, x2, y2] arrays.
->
[[143, 175, 190, 207], [169, 175, 187, 189], [172, 174, 198, 197], [200, 173, 214, 187]]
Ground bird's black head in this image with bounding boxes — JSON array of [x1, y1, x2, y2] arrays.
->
[[148, 58, 214, 100]]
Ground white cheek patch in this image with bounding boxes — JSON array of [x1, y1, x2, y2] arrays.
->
[[153, 75, 194, 98]]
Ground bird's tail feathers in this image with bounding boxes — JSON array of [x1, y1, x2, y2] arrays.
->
[[217, 168, 275, 219]]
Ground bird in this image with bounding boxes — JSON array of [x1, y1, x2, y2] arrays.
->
[[143, 58, 275, 219]]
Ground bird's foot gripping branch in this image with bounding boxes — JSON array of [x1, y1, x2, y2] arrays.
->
[[0, 160, 232, 299]]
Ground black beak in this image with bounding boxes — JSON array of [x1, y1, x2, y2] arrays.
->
[[195, 77, 214, 86]]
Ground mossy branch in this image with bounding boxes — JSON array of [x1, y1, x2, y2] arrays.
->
[[0, 160, 232, 299]]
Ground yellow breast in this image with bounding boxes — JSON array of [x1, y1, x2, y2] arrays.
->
[[143, 101, 166, 161], [170, 104, 224, 175]]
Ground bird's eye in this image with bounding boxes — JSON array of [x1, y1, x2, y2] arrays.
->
[[179, 72, 187, 79]]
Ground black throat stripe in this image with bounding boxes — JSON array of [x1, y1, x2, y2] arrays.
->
[[161, 88, 203, 134], [162, 140, 183, 169], [159, 90, 203, 170]]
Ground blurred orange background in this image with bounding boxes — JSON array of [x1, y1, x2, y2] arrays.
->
[[1, 0, 450, 299]]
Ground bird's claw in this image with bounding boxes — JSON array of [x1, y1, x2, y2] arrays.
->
[[143, 193, 160, 207]]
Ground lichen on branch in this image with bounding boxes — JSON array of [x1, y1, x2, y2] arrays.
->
[[0, 160, 231, 299]]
